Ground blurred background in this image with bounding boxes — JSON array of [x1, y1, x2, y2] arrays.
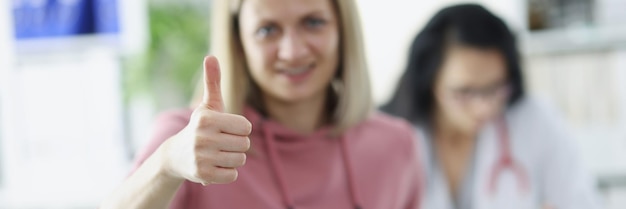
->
[[0, 0, 625, 208]]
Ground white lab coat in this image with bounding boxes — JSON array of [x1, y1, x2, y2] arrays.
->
[[417, 98, 601, 209]]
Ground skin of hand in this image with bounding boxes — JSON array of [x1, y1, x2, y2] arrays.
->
[[99, 56, 252, 209], [162, 56, 252, 185]]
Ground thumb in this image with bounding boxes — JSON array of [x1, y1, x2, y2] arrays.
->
[[201, 55, 224, 112]]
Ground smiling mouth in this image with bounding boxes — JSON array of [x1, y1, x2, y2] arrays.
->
[[279, 63, 315, 76]]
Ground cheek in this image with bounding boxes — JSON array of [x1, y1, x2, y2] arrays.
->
[[324, 36, 340, 64], [245, 54, 265, 83], [321, 40, 340, 83], [243, 42, 277, 76], [445, 101, 470, 121], [436, 93, 473, 123], [488, 103, 507, 118], [310, 28, 340, 63]]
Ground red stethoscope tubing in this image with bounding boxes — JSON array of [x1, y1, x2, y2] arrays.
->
[[487, 117, 529, 195]]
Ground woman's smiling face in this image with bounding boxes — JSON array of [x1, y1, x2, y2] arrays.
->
[[238, 0, 340, 103]]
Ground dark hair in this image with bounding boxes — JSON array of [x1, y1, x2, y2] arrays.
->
[[381, 4, 524, 125]]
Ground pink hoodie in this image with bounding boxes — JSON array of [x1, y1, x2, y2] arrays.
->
[[131, 108, 421, 209]]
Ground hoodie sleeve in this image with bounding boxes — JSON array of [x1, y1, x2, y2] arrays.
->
[[400, 122, 424, 209]]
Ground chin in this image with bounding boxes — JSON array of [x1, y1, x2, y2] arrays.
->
[[284, 83, 330, 101], [270, 89, 317, 103], [471, 121, 491, 131], [458, 121, 481, 133]]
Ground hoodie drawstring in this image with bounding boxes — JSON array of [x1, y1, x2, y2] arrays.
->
[[262, 121, 362, 209], [263, 123, 295, 209], [340, 134, 362, 209]]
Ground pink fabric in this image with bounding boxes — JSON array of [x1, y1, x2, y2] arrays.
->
[[131, 108, 422, 209]]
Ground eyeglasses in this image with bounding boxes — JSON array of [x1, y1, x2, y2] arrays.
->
[[447, 83, 511, 105]]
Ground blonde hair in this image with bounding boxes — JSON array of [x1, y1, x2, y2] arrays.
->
[[192, 0, 372, 134]]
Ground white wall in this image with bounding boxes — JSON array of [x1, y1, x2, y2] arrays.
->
[[0, 0, 148, 207], [0, 0, 16, 188], [0, 0, 15, 102], [119, 0, 149, 55]]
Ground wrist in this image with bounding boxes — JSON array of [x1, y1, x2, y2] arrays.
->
[[151, 140, 184, 185]]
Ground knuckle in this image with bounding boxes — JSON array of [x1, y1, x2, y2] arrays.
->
[[196, 111, 219, 129], [196, 152, 217, 166], [199, 115, 217, 128], [228, 136, 249, 152], [195, 133, 218, 148], [193, 137, 209, 152], [197, 166, 215, 181], [224, 153, 244, 167], [193, 138, 205, 152], [194, 156, 205, 165]]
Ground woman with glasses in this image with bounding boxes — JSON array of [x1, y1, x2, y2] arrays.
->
[[383, 4, 599, 209]]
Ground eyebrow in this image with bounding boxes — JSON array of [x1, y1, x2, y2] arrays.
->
[[254, 8, 330, 22]]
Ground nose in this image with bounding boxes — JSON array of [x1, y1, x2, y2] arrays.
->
[[472, 97, 499, 122], [278, 29, 311, 62]]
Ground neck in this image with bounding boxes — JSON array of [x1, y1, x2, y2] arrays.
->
[[432, 113, 477, 148], [432, 112, 479, 203], [264, 92, 328, 135]]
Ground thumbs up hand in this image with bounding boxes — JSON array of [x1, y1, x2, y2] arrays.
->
[[161, 56, 252, 185]]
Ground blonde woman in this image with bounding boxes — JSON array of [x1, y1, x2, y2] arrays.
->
[[101, 0, 421, 208]]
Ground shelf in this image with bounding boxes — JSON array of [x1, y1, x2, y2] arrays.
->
[[521, 25, 626, 56]]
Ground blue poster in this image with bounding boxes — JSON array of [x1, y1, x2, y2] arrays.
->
[[12, 0, 119, 39]]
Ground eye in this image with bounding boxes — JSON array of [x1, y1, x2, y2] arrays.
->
[[256, 24, 278, 38], [304, 17, 326, 29], [458, 89, 475, 98], [451, 87, 475, 101]]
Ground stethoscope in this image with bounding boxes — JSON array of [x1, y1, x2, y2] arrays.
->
[[488, 116, 529, 196], [425, 115, 530, 204]]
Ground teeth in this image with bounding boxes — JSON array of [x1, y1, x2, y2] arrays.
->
[[284, 66, 310, 75]]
